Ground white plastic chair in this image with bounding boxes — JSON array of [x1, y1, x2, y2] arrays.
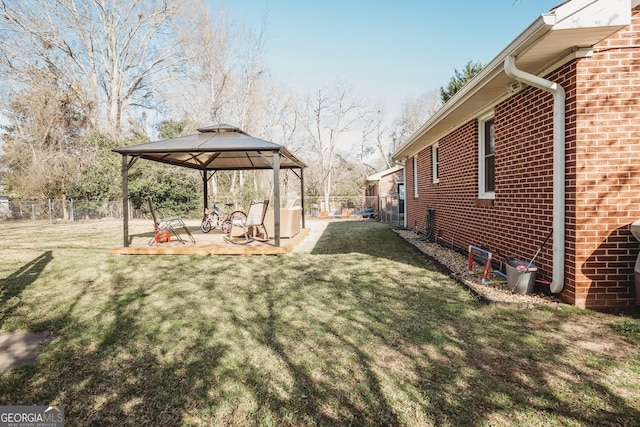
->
[[224, 200, 269, 245]]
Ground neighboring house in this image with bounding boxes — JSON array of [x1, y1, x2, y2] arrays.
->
[[365, 165, 404, 223], [392, 0, 640, 309]]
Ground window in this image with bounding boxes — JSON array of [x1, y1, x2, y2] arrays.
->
[[432, 144, 439, 183], [479, 117, 495, 198], [413, 156, 418, 198]]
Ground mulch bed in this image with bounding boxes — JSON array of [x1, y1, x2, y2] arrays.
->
[[393, 228, 565, 308]]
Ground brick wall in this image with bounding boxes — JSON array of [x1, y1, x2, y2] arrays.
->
[[570, 6, 640, 308], [406, 88, 559, 292], [377, 169, 404, 222], [405, 6, 640, 309], [378, 170, 403, 198]]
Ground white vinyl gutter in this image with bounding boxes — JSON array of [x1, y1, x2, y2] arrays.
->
[[402, 161, 408, 228], [504, 55, 565, 293]]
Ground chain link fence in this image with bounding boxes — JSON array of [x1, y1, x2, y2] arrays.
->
[[304, 195, 367, 217], [0, 196, 405, 225], [0, 199, 127, 221], [375, 196, 404, 226], [304, 195, 404, 226]]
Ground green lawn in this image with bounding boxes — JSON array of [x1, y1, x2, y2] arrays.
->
[[1, 219, 639, 426]]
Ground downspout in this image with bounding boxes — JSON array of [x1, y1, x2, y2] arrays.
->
[[504, 55, 565, 294], [401, 160, 407, 228]]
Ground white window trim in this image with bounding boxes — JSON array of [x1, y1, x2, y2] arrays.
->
[[413, 156, 418, 198], [432, 144, 439, 184], [478, 114, 495, 199]]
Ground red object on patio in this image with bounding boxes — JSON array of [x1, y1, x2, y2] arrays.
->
[[114, 124, 307, 249], [155, 230, 171, 244]]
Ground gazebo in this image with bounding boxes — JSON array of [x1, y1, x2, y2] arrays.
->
[[113, 124, 306, 248]]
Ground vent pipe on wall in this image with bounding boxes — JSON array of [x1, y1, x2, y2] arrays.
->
[[504, 55, 565, 294]]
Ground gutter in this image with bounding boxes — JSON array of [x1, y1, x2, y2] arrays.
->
[[504, 55, 565, 294], [401, 161, 407, 228], [392, 15, 553, 161], [393, 0, 630, 162]]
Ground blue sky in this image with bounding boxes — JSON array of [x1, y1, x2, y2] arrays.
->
[[224, 0, 563, 113]]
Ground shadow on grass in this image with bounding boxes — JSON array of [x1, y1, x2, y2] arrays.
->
[[0, 220, 638, 425], [310, 221, 449, 271], [0, 261, 229, 426], [229, 258, 640, 425], [0, 251, 53, 329], [225, 221, 640, 425]]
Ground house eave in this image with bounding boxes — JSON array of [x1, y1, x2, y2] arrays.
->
[[365, 165, 404, 184], [392, 0, 631, 161]]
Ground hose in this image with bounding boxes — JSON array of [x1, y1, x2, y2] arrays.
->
[[424, 208, 435, 242]]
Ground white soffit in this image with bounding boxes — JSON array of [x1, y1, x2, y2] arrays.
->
[[548, 0, 631, 30], [392, 0, 632, 161]]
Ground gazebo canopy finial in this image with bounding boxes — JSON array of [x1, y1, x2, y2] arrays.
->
[[196, 124, 247, 134]]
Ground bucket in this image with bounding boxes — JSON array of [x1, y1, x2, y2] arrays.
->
[[506, 260, 537, 294]]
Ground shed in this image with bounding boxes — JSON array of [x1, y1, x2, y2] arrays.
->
[[364, 165, 404, 224]]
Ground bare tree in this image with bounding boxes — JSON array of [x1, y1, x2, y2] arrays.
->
[[171, 1, 270, 200], [258, 83, 302, 203], [172, 0, 269, 130], [1, 75, 87, 200], [299, 82, 359, 213], [260, 84, 301, 152], [229, 17, 268, 194], [235, 20, 268, 131], [391, 89, 441, 151], [0, 0, 184, 137], [359, 104, 391, 174], [171, 0, 233, 125]]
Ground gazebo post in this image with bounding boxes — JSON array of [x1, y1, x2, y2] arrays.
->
[[202, 171, 209, 213], [300, 167, 305, 229], [122, 154, 129, 247], [273, 150, 281, 248], [113, 125, 306, 251]]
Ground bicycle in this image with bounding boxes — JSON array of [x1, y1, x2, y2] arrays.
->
[[200, 203, 247, 234]]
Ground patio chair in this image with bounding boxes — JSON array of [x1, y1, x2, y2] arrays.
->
[[147, 197, 196, 245], [224, 200, 269, 245]]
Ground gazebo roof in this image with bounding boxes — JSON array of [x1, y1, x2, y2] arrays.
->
[[113, 124, 306, 170]]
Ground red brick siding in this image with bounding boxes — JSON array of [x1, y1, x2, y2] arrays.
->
[[406, 6, 640, 309], [378, 170, 403, 197], [406, 85, 560, 285], [495, 76, 560, 289], [406, 146, 438, 233], [378, 170, 404, 219], [365, 184, 377, 197], [571, 6, 640, 308]]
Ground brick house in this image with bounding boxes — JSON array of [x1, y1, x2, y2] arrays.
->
[[392, 0, 640, 309], [365, 165, 404, 223]]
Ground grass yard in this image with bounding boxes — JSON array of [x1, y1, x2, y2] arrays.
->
[[1, 218, 639, 426]]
